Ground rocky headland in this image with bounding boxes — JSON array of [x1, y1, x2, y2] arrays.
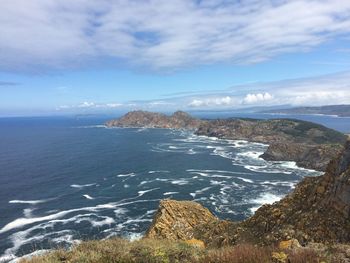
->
[[147, 140, 350, 247], [106, 111, 347, 171]]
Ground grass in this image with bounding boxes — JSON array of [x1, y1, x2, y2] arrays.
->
[[19, 238, 337, 263]]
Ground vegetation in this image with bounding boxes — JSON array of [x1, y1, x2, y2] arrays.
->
[[20, 237, 344, 263]]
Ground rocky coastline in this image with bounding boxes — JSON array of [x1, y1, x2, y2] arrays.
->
[[24, 112, 350, 262], [106, 110, 347, 171], [147, 140, 350, 246]]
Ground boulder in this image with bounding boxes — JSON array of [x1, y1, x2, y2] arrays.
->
[[145, 199, 218, 241]]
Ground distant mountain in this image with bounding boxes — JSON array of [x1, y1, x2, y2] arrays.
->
[[261, 105, 350, 117]]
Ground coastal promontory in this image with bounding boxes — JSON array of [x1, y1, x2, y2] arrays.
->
[[107, 111, 347, 171]]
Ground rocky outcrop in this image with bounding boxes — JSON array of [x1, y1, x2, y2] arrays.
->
[[239, 140, 350, 245], [195, 118, 346, 145], [147, 141, 350, 247], [145, 200, 217, 241], [195, 118, 346, 171], [261, 142, 343, 171], [106, 111, 204, 130]]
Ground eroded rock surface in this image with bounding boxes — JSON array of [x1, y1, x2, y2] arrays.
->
[[145, 199, 217, 241]]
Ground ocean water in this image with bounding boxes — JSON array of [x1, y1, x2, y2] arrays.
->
[[0, 114, 348, 262]]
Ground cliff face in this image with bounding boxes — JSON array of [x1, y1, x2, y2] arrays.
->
[[147, 141, 350, 247], [106, 111, 204, 130], [241, 140, 350, 245]]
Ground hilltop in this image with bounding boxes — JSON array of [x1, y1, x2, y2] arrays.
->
[[106, 110, 204, 130]]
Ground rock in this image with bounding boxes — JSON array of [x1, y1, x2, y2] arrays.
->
[[145, 200, 218, 241]]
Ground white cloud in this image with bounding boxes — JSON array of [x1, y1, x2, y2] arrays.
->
[[57, 101, 123, 110], [105, 103, 123, 108], [78, 101, 95, 108], [188, 99, 204, 107], [188, 96, 234, 107], [1, 0, 350, 71], [243, 92, 273, 104]]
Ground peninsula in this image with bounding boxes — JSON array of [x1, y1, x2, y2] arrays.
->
[[106, 110, 347, 171]]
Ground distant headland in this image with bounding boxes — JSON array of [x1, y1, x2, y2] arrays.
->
[[106, 110, 347, 171]]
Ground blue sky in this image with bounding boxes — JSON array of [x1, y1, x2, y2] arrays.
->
[[1, 0, 350, 116]]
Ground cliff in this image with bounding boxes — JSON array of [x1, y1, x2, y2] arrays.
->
[[239, 140, 350, 245], [107, 111, 347, 171], [148, 141, 350, 247]]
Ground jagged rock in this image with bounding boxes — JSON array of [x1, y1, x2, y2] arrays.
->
[[145, 200, 218, 241]]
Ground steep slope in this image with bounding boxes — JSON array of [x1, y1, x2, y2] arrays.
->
[[240, 140, 350, 245]]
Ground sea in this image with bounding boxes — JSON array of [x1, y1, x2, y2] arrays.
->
[[0, 113, 349, 262]]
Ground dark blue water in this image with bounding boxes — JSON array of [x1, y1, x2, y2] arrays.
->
[[0, 114, 348, 262]]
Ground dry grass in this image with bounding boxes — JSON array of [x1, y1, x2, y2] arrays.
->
[[200, 244, 273, 263], [20, 238, 340, 263]]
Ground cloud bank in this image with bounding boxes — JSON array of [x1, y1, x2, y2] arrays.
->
[[57, 71, 350, 112], [1, 0, 350, 71]]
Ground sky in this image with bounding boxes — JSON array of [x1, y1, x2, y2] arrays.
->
[[1, 0, 350, 116]]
